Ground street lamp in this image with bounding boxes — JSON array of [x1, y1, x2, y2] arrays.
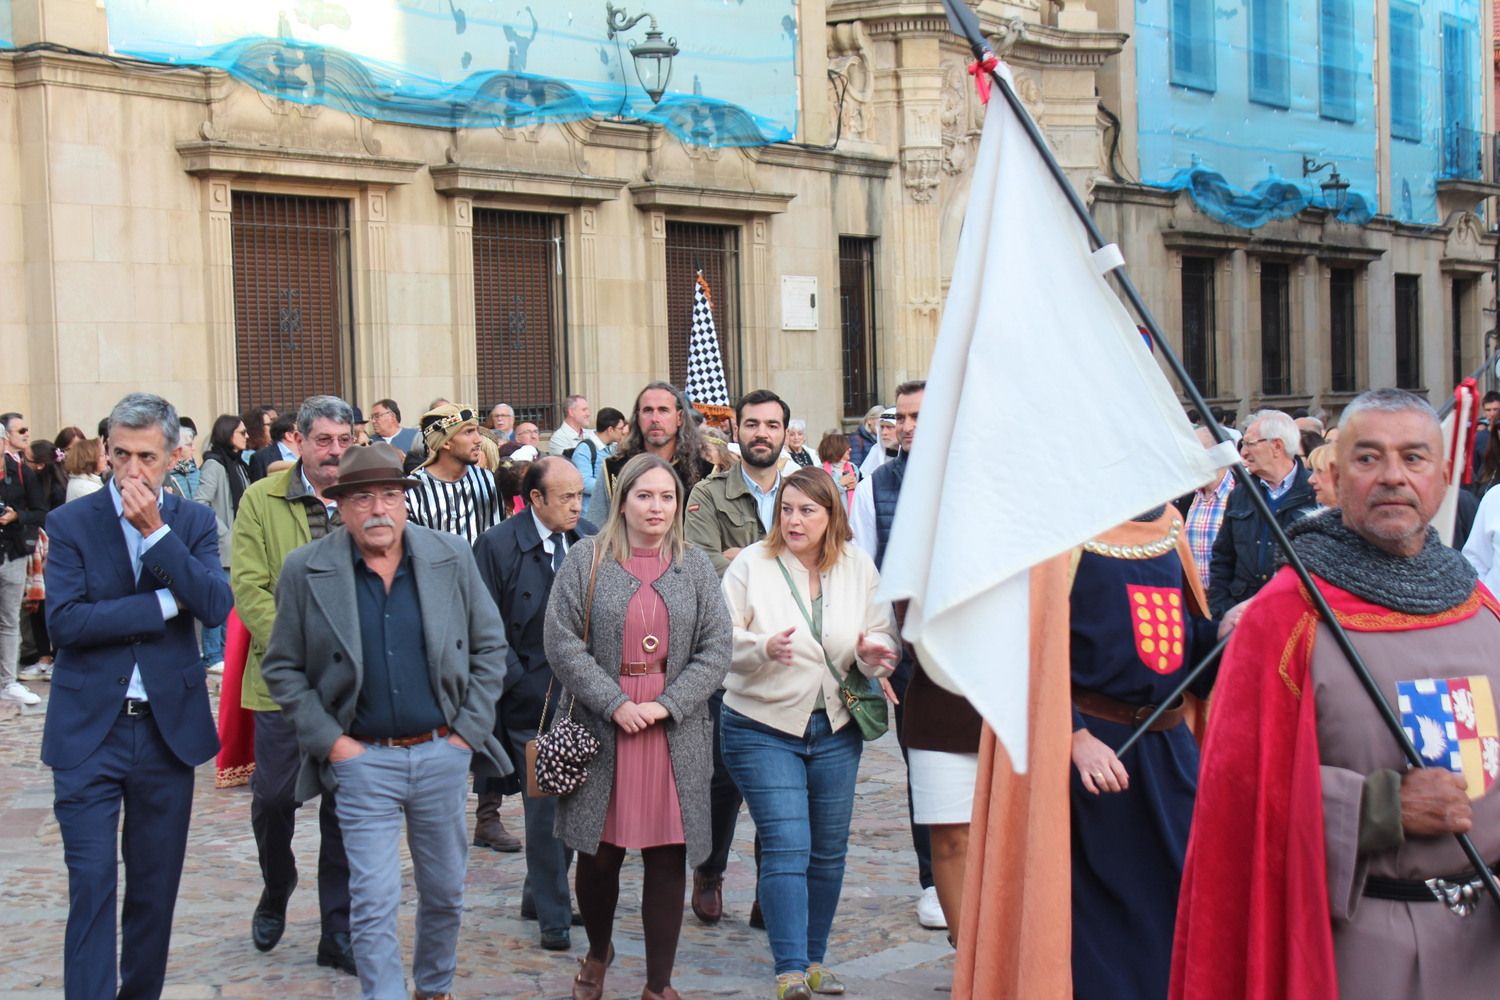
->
[[605, 4, 680, 106], [1302, 155, 1351, 214]]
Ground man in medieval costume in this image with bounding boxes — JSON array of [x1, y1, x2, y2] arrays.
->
[[1172, 387, 1500, 1000], [1068, 504, 1218, 998]]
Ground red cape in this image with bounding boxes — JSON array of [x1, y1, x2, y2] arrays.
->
[[1170, 567, 1499, 1000]]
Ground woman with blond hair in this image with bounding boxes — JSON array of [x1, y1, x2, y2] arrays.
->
[[545, 453, 732, 1000], [720, 467, 900, 999], [1305, 443, 1338, 508]]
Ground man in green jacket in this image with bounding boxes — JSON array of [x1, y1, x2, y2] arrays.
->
[[230, 395, 358, 975], [683, 388, 787, 926]]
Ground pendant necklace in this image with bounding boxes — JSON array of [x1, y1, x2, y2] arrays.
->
[[636, 550, 665, 654]]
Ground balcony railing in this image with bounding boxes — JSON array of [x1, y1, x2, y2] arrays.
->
[[1441, 124, 1500, 184]]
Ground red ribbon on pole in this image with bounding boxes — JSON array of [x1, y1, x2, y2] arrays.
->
[[1454, 377, 1481, 485], [968, 53, 1000, 104]]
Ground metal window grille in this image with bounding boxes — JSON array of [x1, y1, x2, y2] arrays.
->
[[230, 193, 352, 411], [1395, 274, 1422, 390], [1180, 256, 1218, 398], [1259, 261, 1292, 396], [666, 222, 740, 394], [1329, 267, 1357, 393], [839, 237, 879, 418], [472, 209, 566, 430], [1451, 278, 1473, 389]]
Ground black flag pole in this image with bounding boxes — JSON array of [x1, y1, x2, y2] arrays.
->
[[1114, 637, 1228, 759], [937, 0, 1500, 904]]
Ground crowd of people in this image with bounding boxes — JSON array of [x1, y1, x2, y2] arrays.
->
[[3, 378, 1499, 1000]]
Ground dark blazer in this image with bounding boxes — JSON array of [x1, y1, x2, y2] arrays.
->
[[1207, 462, 1319, 618], [0, 451, 48, 560], [41, 487, 232, 770], [247, 442, 288, 482], [472, 512, 597, 733], [260, 524, 511, 803]]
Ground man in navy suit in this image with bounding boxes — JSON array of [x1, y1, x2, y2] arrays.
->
[[472, 456, 595, 951], [42, 393, 233, 1000]]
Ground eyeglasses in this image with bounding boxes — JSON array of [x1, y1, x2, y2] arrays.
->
[[343, 488, 406, 511], [310, 434, 354, 449], [1239, 438, 1268, 449], [369, 410, 391, 421]]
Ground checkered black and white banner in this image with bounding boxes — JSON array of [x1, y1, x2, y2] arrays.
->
[[683, 271, 730, 408]]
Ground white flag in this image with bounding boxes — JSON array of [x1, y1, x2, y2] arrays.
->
[[878, 66, 1229, 772]]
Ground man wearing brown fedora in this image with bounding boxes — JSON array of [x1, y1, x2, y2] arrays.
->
[[261, 443, 511, 1000]]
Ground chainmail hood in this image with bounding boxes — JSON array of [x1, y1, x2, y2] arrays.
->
[[1283, 508, 1476, 615]]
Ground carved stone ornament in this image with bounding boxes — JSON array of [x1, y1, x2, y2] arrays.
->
[[939, 58, 982, 177], [903, 150, 943, 203], [828, 21, 876, 142]]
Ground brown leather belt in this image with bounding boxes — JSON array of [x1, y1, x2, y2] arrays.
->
[[352, 725, 451, 748], [1071, 686, 1185, 732], [620, 661, 667, 676]]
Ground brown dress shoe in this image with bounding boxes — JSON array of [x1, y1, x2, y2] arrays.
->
[[691, 871, 723, 924], [413, 993, 454, 1000], [572, 944, 614, 1000], [642, 987, 682, 1000]]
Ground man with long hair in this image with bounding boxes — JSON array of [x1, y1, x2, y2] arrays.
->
[[586, 382, 711, 527]]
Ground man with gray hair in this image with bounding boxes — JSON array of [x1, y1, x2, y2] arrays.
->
[[547, 394, 591, 457], [41, 393, 232, 997], [231, 394, 359, 974], [1175, 387, 1500, 998], [1207, 409, 1318, 618]]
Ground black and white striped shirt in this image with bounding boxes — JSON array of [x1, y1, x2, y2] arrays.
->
[[405, 465, 503, 546]]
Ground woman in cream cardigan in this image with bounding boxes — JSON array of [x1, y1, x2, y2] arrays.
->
[[720, 467, 900, 1000]]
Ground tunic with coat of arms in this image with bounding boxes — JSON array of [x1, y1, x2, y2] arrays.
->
[[1068, 511, 1219, 1000]]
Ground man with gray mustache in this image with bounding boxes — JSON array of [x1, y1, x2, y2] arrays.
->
[[261, 443, 510, 1000], [230, 395, 359, 974]]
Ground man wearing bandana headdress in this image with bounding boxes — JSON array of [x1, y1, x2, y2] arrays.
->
[[1173, 388, 1500, 1000], [405, 404, 505, 547]]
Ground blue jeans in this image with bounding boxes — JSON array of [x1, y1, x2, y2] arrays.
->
[[199, 565, 229, 666], [720, 705, 862, 975], [332, 735, 473, 1000]]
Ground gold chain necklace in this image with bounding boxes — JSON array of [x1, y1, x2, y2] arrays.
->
[[634, 550, 666, 654], [1081, 519, 1183, 560]]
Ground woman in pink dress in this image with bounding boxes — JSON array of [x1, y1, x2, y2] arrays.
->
[[545, 453, 733, 1000]]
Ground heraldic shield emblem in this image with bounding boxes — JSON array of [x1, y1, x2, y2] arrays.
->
[[1128, 584, 1185, 675]]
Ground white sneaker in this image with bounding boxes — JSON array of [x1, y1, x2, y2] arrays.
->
[[18, 663, 46, 681], [2, 682, 41, 707], [206, 661, 225, 676], [916, 885, 947, 929]]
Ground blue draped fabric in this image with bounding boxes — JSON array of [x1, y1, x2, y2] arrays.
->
[[98, 0, 798, 147], [1151, 164, 1376, 228]]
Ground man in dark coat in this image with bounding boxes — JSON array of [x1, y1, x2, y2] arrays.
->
[[1207, 410, 1319, 618], [473, 456, 596, 951]]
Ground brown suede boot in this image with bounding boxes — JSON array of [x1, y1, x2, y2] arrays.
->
[[572, 945, 614, 1000], [472, 791, 521, 852], [641, 987, 682, 1000]]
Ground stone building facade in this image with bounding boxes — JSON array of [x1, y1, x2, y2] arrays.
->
[[0, 0, 1124, 439], [1090, 0, 1499, 420]]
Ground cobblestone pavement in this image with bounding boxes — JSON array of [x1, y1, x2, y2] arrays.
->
[[0, 685, 954, 999]]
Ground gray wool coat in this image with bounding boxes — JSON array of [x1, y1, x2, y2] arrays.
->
[[260, 524, 512, 804], [543, 537, 732, 866]]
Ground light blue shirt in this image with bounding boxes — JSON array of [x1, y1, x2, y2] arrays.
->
[[740, 465, 782, 533], [277, 441, 297, 463], [1264, 462, 1300, 502], [108, 480, 179, 701]]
